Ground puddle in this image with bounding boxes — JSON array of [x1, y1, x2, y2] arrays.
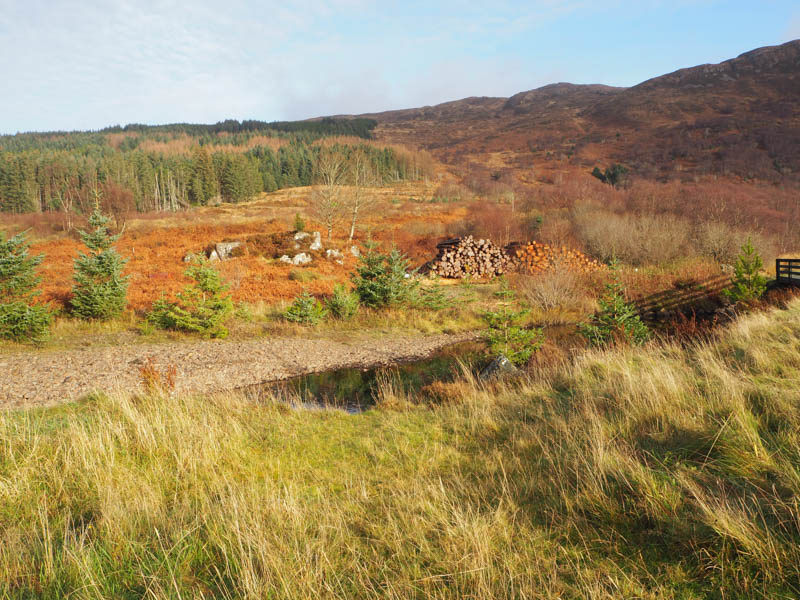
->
[[244, 341, 485, 413]]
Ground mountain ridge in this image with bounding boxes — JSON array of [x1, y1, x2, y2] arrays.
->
[[352, 39, 800, 184]]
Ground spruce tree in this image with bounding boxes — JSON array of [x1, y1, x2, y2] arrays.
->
[[580, 258, 650, 346], [0, 231, 52, 342], [147, 263, 233, 338], [70, 208, 129, 320], [723, 237, 767, 303]]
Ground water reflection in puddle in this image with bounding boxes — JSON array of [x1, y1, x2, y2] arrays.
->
[[244, 341, 485, 413]]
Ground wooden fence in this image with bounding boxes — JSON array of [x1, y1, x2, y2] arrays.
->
[[776, 259, 800, 286], [633, 275, 730, 322]]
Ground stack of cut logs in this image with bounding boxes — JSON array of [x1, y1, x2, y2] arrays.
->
[[512, 241, 604, 274], [429, 236, 511, 278]]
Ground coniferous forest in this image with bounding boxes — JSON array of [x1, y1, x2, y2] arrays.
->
[[0, 118, 429, 214]]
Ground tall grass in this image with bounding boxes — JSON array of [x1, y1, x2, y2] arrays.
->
[[2, 301, 800, 597]]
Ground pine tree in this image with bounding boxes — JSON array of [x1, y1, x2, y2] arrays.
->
[[0, 231, 51, 342], [70, 207, 129, 320], [148, 263, 233, 338], [580, 258, 649, 346], [189, 146, 217, 205], [723, 237, 767, 303]]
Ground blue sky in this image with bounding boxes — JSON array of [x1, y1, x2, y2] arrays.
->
[[1, 0, 798, 134]]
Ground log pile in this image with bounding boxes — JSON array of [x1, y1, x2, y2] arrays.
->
[[429, 236, 511, 278], [512, 241, 603, 274]]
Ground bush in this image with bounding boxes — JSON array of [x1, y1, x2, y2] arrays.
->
[[294, 213, 306, 232], [0, 231, 51, 343], [70, 209, 129, 320], [413, 284, 448, 310], [285, 291, 328, 324], [515, 264, 587, 312], [695, 222, 776, 267], [0, 301, 51, 343], [325, 284, 359, 320], [482, 304, 544, 366], [580, 259, 650, 346], [723, 237, 768, 303], [148, 264, 234, 338], [288, 269, 318, 282], [574, 209, 691, 265], [351, 243, 420, 308]]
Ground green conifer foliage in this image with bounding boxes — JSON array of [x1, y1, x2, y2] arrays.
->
[[0, 231, 51, 342], [723, 237, 768, 303], [70, 209, 129, 320], [148, 263, 233, 338], [351, 243, 420, 308], [580, 258, 650, 346]]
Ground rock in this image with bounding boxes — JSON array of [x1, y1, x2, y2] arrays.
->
[[294, 232, 310, 241], [292, 253, 312, 266], [350, 245, 360, 257], [479, 354, 518, 380], [183, 252, 202, 263], [309, 231, 322, 251], [208, 250, 220, 262], [326, 249, 343, 260], [215, 241, 242, 260], [279, 255, 292, 264]]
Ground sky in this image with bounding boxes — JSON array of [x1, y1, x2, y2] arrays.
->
[[0, 0, 798, 134]]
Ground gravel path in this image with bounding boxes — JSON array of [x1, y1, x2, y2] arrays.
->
[[0, 332, 478, 409]]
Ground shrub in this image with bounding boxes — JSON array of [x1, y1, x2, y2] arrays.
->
[[591, 163, 628, 187], [413, 285, 448, 310], [0, 231, 51, 343], [0, 302, 52, 343], [70, 209, 129, 320], [580, 259, 650, 346], [573, 209, 691, 265], [516, 264, 586, 312], [284, 291, 328, 324], [723, 237, 768, 303], [148, 264, 234, 338], [294, 213, 306, 232], [138, 355, 178, 395], [482, 304, 544, 366], [325, 284, 359, 320], [351, 243, 420, 308], [288, 269, 318, 282]]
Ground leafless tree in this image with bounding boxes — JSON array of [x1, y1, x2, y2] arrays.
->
[[346, 148, 379, 241], [309, 147, 348, 239]]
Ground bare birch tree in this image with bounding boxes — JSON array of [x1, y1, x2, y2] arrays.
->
[[346, 148, 379, 241], [309, 147, 347, 239]]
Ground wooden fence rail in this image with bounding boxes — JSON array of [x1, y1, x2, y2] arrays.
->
[[633, 275, 730, 321], [776, 259, 800, 286]]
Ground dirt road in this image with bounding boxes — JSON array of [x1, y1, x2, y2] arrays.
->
[[0, 332, 478, 409]]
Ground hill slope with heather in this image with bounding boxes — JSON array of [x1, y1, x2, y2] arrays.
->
[[364, 40, 800, 185]]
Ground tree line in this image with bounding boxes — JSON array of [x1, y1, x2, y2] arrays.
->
[[0, 118, 429, 216]]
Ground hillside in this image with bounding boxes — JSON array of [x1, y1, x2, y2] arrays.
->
[[365, 40, 800, 184]]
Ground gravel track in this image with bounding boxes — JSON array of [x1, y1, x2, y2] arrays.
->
[[0, 332, 478, 409]]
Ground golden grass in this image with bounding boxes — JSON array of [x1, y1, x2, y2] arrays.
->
[[2, 301, 800, 597]]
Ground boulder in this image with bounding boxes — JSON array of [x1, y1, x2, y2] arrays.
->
[[183, 252, 203, 263], [479, 354, 518, 380], [294, 232, 310, 241], [279, 255, 292, 264], [208, 250, 221, 262], [292, 253, 312, 266], [215, 241, 242, 260], [326, 249, 343, 260], [350, 245, 361, 257], [309, 231, 322, 251]]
